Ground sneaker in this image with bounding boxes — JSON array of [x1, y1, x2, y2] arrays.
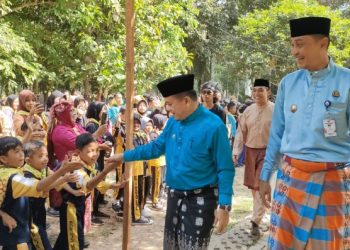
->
[[94, 211, 110, 218], [132, 216, 153, 225], [91, 216, 104, 226], [251, 221, 261, 236], [47, 207, 60, 217], [141, 206, 152, 218]]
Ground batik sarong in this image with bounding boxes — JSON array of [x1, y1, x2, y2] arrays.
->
[[268, 156, 350, 250], [163, 185, 218, 250]]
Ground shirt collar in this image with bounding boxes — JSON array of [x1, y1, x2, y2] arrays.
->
[[308, 57, 333, 79], [181, 104, 203, 124]]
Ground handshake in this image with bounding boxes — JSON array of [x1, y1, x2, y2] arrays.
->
[[105, 153, 124, 165]]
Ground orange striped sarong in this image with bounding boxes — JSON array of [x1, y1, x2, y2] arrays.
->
[[268, 156, 350, 250]]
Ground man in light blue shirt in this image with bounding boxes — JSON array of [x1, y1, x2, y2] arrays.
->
[[109, 74, 234, 250], [259, 17, 350, 249]]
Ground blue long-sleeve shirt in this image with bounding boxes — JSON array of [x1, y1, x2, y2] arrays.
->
[[124, 104, 235, 205], [261, 59, 350, 182]]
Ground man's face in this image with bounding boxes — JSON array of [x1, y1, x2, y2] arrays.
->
[[201, 89, 214, 103], [252, 87, 268, 105], [164, 96, 188, 121], [290, 35, 327, 70]]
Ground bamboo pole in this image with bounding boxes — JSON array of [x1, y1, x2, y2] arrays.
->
[[123, 0, 135, 249]]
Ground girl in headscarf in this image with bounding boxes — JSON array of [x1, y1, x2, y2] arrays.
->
[[13, 90, 44, 136]]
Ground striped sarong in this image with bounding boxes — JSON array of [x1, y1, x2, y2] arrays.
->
[[268, 156, 350, 250]]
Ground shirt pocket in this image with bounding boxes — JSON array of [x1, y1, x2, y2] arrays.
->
[[327, 102, 348, 136]]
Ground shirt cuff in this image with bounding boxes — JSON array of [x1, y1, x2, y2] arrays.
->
[[123, 150, 133, 162], [219, 194, 232, 205], [259, 168, 271, 182]]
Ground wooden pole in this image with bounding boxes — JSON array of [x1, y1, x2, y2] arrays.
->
[[123, 0, 135, 249]]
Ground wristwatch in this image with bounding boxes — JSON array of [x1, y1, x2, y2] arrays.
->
[[219, 205, 231, 212]]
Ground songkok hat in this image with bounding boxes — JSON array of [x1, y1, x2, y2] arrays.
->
[[157, 74, 194, 97], [289, 17, 331, 37], [253, 79, 270, 88]]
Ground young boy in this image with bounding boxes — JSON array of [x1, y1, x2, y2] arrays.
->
[[53, 133, 125, 250], [0, 136, 83, 250], [23, 140, 80, 250]]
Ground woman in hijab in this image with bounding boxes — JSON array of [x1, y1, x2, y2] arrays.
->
[[13, 90, 44, 136]]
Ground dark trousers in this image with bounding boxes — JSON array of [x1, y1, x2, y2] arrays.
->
[[163, 186, 218, 250], [53, 201, 85, 250]]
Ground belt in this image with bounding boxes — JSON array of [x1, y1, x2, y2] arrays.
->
[[169, 184, 217, 198]]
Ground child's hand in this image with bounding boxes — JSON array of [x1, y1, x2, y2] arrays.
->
[[72, 189, 85, 197], [111, 180, 127, 189], [63, 172, 80, 183], [1, 212, 17, 233], [61, 155, 84, 173], [99, 142, 112, 152]]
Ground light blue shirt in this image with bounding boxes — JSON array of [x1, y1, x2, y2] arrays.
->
[[124, 104, 235, 205], [261, 59, 350, 181], [227, 113, 237, 137]]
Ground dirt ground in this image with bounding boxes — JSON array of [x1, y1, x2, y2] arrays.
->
[[47, 167, 252, 249]]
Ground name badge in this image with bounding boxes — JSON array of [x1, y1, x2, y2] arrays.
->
[[323, 119, 337, 137]]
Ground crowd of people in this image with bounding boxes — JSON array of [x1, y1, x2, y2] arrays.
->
[[0, 15, 349, 250]]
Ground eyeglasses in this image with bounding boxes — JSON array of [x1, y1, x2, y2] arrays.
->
[[201, 90, 213, 95]]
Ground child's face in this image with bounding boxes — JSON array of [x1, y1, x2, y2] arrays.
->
[[133, 121, 141, 132], [78, 142, 99, 166], [144, 122, 153, 133], [31, 123, 46, 141], [0, 146, 24, 168], [26, 146, 49, 170]]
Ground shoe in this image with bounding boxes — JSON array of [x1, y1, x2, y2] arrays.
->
[[47, 207, 60, 217], [132, 216, 153, 225], [112, 201, 122, 213], [251, 221, 261, 236], [84, 239, 90, 248], [94, 211, 110, 218], [91, 216, 104, 226], [141, 206, 152, 218]]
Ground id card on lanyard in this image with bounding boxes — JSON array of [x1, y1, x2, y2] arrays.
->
[[323, 100, 337, 137]]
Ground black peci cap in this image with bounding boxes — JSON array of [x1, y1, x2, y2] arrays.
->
[[157, 74, 194, 98], [253, 79, 270, 88], [289, 17, 331, 37]]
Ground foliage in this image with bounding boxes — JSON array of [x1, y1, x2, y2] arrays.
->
[[214, 0, 350, 99], [0, 0, 198, 97]]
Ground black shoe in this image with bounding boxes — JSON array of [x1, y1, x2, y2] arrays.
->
[[91, 216, 104, 226], [84, 239, 90, 248], [112, 202, 122, 213], [47, 207, 60, 217], [94, 211, 110, 218]]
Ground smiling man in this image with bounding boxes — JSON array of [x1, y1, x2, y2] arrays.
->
[[233, 79, 274, 236], [108, 74, 235, 250], [259, 17, 350, 249]]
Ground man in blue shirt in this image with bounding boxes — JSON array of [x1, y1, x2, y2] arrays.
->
[[109, 74, 235, 249], [259, 17, 350, 249]]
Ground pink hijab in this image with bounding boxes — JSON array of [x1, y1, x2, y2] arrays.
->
[[50, 101, 75, 127], [18, 89, 36, 112]]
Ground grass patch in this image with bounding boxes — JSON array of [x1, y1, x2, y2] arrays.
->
[[227, 196, 253, 229]]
